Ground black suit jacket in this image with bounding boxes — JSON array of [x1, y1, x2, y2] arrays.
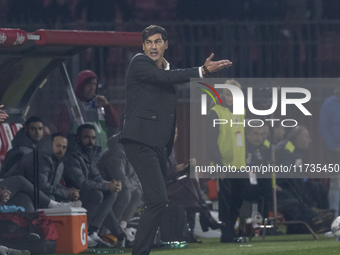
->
[[119, 53, 200, 152]]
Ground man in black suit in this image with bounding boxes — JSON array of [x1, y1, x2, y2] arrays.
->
[[119, 25, 232, 255]]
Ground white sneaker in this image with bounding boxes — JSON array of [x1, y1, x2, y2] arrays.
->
[[124, 227, 136, 242], [7, 249, 30, 255], [59, 200, 82, 208], [89, 232, 114, 247], [87, 235, 98, 247], [69, 200, 82, 207], [325, 231, 335, 237]]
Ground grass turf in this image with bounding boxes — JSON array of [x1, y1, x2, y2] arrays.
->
[[87, 234, 339, 255]]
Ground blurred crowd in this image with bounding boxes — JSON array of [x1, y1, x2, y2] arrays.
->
[[1, 0, 340, 29]]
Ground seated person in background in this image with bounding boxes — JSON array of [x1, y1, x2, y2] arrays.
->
[[0, 176, 79, 255], [262, 124, 286, 145], [275, 126, 332, 233], [0, 108, 69, 212], [57, 70, 120, 148], [0, 184, 30, 255], [167, 127, 222, 243], [3, 133, 80, 203], [97, 133, 143, 243], [63, 124, 125, 247], [1, 116, 44, 177], [260, 124, 286, 165], [0, 176, 80, 212], [0, 245, 29, 255]]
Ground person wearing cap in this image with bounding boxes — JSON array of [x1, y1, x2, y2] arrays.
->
[[57, 70, 120, 148]]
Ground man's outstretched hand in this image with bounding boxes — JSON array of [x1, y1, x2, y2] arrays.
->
[[202, 53, 232, 76]]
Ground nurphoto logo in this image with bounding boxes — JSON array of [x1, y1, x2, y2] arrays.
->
[[197, 81, 311, 128]]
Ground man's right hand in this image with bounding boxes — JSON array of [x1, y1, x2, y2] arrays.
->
[[68, 187, 80, 201], [0, 186, 11, 204], [106, 180, 118, 192]]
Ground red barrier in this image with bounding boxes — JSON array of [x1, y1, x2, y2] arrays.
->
[[34, 29, 141, 47], [0, 29, 28, 46]]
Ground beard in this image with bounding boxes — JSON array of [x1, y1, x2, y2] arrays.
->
[[81, 144, 95, 159]]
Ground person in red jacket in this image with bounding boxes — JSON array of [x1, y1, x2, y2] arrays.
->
[[57, 70, 120, 148]]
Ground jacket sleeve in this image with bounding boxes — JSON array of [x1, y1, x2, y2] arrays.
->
[[57, 102, 72, 135], [125, 167, 141, 191], [97, 150, 126, 182], [128, 54, 200, 86], [64, 155, 107, 191], [1, 149, 25, 178], [207, 110, 223, 165], [39, 158, 69, 200], [2, 151, 30, 179], [104, 104, 121, 129], [319, 100, 337, 150]]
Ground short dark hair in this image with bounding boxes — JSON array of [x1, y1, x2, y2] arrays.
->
[[25, 116, 43, 128], [51, 133, 67, 142], [142, 25, 168, 43], [76, 124, 95, 137], [287, 126, 307, 143]]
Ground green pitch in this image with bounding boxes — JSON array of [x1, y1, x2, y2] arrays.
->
[[114, 234, 339, 255]]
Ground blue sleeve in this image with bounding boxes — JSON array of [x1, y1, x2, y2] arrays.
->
[[319, 100, 337, 150]]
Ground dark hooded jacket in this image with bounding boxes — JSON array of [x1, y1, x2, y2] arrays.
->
[[97, 133, 141, 191], [56, 70, 120, 146], [0, 128, 42, 177], [3, 137, 69, 201], [63, 134, 107, 191], [275, 139, 314, 207]]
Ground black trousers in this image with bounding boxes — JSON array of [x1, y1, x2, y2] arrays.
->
[[218, 178, 246, 239], [80, 189, 116, 232], [123, 142, 168, 255]]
